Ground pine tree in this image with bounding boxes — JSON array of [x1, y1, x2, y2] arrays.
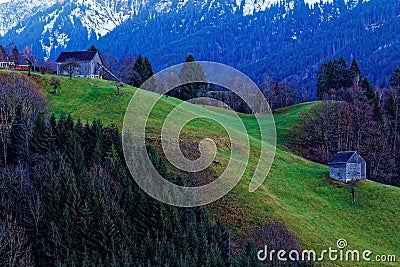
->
[[91, 141, 103, 165], [31, 114, 53, 155], [61, 175, 81, 262], [131, 55, 154, 88], [66, 115, 75, 133], [317, 63, 329, 99], [75, 119, 84, 140], [87, 45, 99, 52], [360, 77, 384, 127], [240, 241, 261, 267], [389, 67, 400, 89], [82, 120, 103, 166], [9, 45, 20, 63], [317, 57, 354, 99], [66, 132, 85, 175], [361, 78, 374, 100], [337, 56, 352, 89], [101, 124, 122, 157], [54, 114, 67, 150], [8, 106, 28, 164], [0, 45, 6, 61], [49, 114, 57, 133], [178, 54, 207, 100], [350, 58, 361, 86]]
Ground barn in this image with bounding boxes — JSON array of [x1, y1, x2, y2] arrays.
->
[[56, 51, 103, 79], [329, 151, 366, 183]]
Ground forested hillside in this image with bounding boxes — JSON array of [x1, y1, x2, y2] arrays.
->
[[1, 0, 399, 89], [0, 71, 397, 266], [0, 72, 271, 266], [99, 0, 400, 88]]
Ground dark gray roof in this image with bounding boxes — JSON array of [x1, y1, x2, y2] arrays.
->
[[328, 151, 357, 165], [56, 51, 98, 63]]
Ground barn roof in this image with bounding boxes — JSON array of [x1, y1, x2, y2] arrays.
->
[[328, 151, 357, 165], [56, 51, 99, 63]]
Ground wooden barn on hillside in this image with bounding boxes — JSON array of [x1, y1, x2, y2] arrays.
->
[[329, 151, 366, 183], [56, 51, 103, 79]]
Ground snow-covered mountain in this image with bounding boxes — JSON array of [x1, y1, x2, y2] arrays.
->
[[0, 0, 148, 58], [39, 0, 143, 58], [0, 0, 55, 36], [0, 0, 141, 37], [0, 0, 332, 37], [0, 0, 398, 89], [0, 0, 341, 59]]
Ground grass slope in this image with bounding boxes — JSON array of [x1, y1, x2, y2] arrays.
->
[[21, 72, 400, 266]]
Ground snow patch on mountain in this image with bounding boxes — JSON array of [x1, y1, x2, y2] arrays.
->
[[69, 0, 135, 39], [33, 0, 141, 59], [40, 9, 64, 60], [0, 0, 56, 36], [155, 0, 172, 13], [240, 0, 340, 16]]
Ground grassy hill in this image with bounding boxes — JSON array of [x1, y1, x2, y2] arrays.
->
[[18, 72, 400, 266]]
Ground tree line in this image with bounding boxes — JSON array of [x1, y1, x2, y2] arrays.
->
[[0, 43, 57, 74], [0, 43, 310, 112]]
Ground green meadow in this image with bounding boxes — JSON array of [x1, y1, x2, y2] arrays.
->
[[19, 72, 400, 266]]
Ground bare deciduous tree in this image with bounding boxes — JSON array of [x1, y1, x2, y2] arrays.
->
[[0, 218, 34, 267], [0, 73, 47, 166], [61, 58, 80, 80]]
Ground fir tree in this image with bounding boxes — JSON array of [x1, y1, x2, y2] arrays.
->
[[0, 45, 6, 61], [389, 67, 400, 89], [131, 55, 154, 88], [337, 56, 353, 89], [66, 132, 85, 175], [30, 114, 53, 155], [8, 106, 28, 164], [317, 63, 329, 99], [177, 54, 207, 100], [87, 45, 99, 52], [54, 114, 67, 150], [317, 57, 353, 99], [361, 77, 374, 100], [9, 45, 20, 63], [350, 58, 361, 86], [240, 241, 261, 267]]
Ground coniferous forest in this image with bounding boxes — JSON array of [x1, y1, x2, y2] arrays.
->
[[0, 72, 317, 266], [0, 73, 248, 266]]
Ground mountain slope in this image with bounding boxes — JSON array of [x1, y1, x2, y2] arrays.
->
[[23, 71, 400, 266], [0, 0, 55, 36], [0, 0, 139, 59], [3, 0, 398, 89]]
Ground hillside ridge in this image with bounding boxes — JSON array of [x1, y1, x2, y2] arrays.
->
[[11, 71, 400, 266]]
